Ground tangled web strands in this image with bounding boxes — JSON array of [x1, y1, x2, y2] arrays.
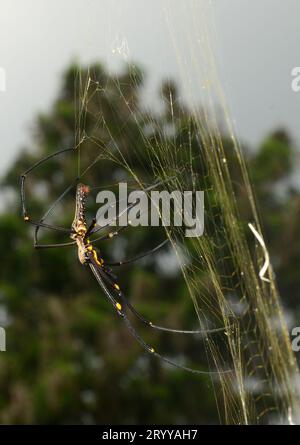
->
[[73, 2, 299, 424]]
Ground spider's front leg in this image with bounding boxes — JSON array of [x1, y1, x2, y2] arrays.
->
[[20, 147, 75, 235]]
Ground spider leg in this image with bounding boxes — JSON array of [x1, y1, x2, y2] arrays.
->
[[34, 181, 78, 247], [24, 220, 72, 232], [89, 261, 230, 375], [85, 218, 97, 240], [121, 314, 230, 375], [96, 261, 229, 336], [89, 262, 122, 310], [34, 241, 76, 249], [92, 225, 130, 243], [89, 200, 138, 241], [20, 147, 75, 233], [91, 197, 150, 243], [105, 239, 169, 266], [99, 263, 118, 282]]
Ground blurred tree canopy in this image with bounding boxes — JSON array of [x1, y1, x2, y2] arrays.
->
[[0, 63, 299, 424]]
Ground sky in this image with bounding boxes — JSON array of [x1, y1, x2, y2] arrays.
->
[[0, 0, 300, 176]]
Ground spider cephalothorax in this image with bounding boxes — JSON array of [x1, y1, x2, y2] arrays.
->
[[71, 183, 89, 236], [70, 183, 92, 264]]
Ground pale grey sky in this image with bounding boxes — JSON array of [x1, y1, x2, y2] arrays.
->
[[0, 0, 300, 175]]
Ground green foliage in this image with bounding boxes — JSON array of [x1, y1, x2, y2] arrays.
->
[[251, 130, 293, 185]]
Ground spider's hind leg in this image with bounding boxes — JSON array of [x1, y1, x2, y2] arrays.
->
[[89, 262, 230, 376], [98, 262, 229, 336]]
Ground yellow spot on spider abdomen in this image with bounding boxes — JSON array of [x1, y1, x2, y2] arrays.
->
[[116, 302, 122, 311], [92, 249, 103, 266], [24, 216, 30, 221], [114, 284, 120, 291], [150, 347, 155, 353]]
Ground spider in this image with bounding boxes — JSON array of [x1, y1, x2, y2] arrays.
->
[[20, 147, 229, 375]]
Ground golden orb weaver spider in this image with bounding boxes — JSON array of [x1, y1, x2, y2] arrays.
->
[[20, 147, 230, 375]]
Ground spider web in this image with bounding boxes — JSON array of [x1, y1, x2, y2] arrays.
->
[[65, 0, 300, 425]]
